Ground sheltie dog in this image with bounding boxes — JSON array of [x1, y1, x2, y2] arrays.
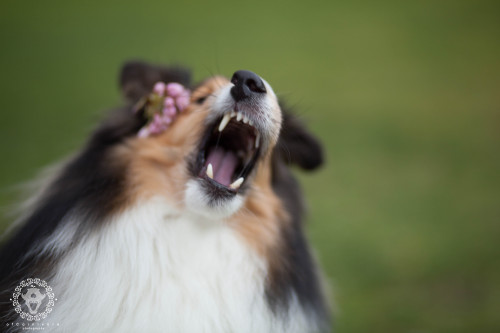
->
[[0, 61, 329, 332]]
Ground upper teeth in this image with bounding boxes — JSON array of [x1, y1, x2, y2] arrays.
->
[[218, 111, 261, 149], [218, 114, 231, 132]]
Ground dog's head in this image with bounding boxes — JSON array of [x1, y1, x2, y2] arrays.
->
[[114, 61, 323, 219]]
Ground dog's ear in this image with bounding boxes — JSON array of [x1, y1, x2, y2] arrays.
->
[[119, 61, 191, 102], [275, 109, 324, 171]]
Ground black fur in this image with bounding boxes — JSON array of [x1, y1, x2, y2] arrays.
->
[[266, 109, 329, 327], [275, 109, 324, 170]]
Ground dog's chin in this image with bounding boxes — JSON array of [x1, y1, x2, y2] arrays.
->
[[184, 179, 244, 219]]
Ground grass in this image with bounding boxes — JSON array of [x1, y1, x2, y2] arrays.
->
[[0, 0, 499, 331]]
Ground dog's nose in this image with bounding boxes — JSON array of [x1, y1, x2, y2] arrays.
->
[[230, 70, 266, 101]]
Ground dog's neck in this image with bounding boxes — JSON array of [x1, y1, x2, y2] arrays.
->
[[35, 197, 315, 333]]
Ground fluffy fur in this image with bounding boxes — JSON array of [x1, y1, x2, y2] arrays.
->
[[0, 61, 329, 332]]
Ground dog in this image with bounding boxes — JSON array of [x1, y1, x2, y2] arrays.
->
[[0, 61, 330, 332]]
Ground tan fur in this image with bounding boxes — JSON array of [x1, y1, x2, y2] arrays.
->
[[111, 78, 211, 205]]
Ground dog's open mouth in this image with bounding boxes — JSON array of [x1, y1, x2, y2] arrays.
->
[[195, 112, 261, 193]]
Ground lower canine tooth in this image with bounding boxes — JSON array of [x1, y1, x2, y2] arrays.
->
[[255, 133, 260, 148], [218, 114, 231, 132], [206, 163, 214, 179], [230, 177, 244, 189]]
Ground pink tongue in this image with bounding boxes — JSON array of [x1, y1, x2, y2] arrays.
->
[[206, 147, 238, 186]]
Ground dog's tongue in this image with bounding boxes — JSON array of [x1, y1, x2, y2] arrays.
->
[[206, 147, 238, 186]]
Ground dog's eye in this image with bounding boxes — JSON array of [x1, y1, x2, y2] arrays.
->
[[195, 96, 208, 104]]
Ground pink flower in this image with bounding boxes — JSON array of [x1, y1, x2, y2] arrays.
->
[[163, 106, 176, 117], [138, 127, 150, 138], [166, 82, 184, 98], [153, 82, 166, 96], [175, 94, 190, 111], [164, 96, 175, 107], [137, 82, 192, 138], [162, 97, 175, 117], [163, 114, 173, 124], [147, 114, 165, 135]]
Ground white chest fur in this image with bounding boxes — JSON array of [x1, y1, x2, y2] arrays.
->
[[39, 198, 313, 333]]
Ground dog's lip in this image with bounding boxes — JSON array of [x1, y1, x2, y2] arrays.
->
[[199, 172, 238, 194], [217, 110, 260, 135]]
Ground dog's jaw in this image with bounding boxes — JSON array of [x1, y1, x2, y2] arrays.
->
[[184, 179, 245, 219], [184, 75, 282, 219]]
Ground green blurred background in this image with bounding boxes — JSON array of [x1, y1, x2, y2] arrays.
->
[[1, 0, 499, 331]]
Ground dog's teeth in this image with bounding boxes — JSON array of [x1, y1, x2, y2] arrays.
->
[[236, 112, 243, 121], [255, 133, 260, 148], [231, 111, 236, 118], [218, 114, 231, 132], [248, 119, 254, 126], [206, 163, 214, 179], [229, 177, 244, 189], [243, 115, 249, 124]]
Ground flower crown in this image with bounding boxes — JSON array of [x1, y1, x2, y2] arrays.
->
[[135, 82, 191, 138]]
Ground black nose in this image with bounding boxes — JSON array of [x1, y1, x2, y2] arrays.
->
[[230, 70, 266, 101]]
